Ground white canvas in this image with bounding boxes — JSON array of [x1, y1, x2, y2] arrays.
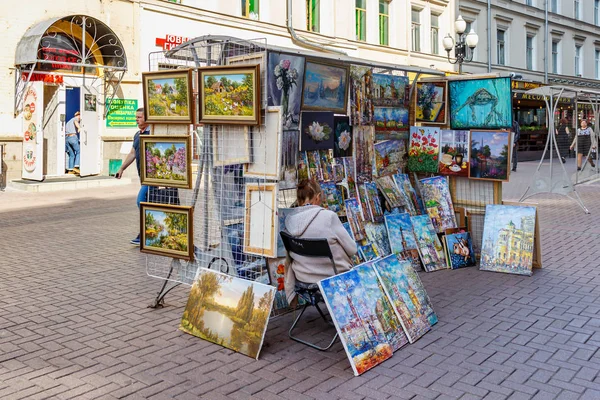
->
[[244, 106, 282, 179], [244, 183, 278, 257]]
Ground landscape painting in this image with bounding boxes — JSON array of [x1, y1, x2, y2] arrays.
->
[[419, 176, 457, 234], [469, 130, 511, 181], [408, 126, 440, 173], [199, 65, 260, 125], [384, 213, 421, 271], [350, 65, 374, 126], [180, 268, 275, 359], [302, 61, 349, 113], [480, 205, 536, 276], [411, 215, 447, 272], [143, 69, 192, 124], [140, 203, 193, 260], [374, 140, 405, 177], [439, 130, 470, 177], [140, 135, 192, 189], [449, 77, 512, 129], [268, 53, 305, 129], [300, 111, 335, 151], [372, 74, 409, 107], [372, 255, 435, 343], [374, 107, 409, 135], [333, 116, 353, 158], [415, 81, 447, 124], [445, 232, 476, 269], [319, 268, 394, 376]]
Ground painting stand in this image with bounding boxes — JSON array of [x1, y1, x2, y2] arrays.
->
[[519, 86, 589, 214]]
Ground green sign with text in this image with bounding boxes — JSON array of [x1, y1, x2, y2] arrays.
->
[[106, 99, 138, 128]]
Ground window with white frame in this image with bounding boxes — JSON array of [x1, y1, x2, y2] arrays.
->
[[595, 49, 600, 79], [595, 0, 600, 25], [552, 40, 559, 74], [497, 29, 506, 65], [411, 8, 421, 52], [574, 0, 581, 19], [575, 45, 582, 76], [526, 35, 535, 70], [431, 13, 439, 54], [550, 0, 558, 13]]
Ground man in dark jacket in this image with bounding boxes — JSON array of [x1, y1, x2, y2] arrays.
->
[[512, 119, 521, 172]]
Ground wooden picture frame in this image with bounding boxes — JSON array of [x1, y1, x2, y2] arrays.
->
[[468, 130, 511, 182], [212, 125, 251, 166], [243, 183, 278, 257], [199, 64, 261, 125], [142, 69, 193, 124], [244, 106, 282, 179], [301, 60, 349, 114], [140, 202, 194, 260], [140, 135, 193, 189], [415, 81, 448, 125]]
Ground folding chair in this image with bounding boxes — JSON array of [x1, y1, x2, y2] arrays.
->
[[279, 231, 339, 351]]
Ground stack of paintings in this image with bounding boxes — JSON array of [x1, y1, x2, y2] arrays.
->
[[345, 198, 367, 241], [411, 215, 447, 272], [364, 182, 384, 222]]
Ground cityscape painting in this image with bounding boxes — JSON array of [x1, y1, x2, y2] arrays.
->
[[419, 176, 457, 234], [469, 130, 511, 181], [411, 215, 447, 272], [384, 213, 421, 271], [372, 74, 409, 107]]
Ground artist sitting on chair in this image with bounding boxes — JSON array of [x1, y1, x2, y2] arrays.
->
[[283, 179, 357, 304]]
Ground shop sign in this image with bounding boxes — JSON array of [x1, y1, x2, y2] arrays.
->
[[21, 82, 44, 180], [511, 80, 543, 90], [513, 92, 573, 104], [39, 46, 79, 71], [22, 72, 64, 84], [106, 99, 138, 128], [155, 34, 191, 50]]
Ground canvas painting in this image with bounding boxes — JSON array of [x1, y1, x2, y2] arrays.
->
[[180, 268, 275, 359], [411, 215, 447, 272], [140, 135, 192, 189], [319, 150, 334, 182], [364, 182, 384, 222], [268, 53, 305, 129], [384, 213, 421, 271], [276, 208, 295, 257], [372, 74, 409, 107], [469, 130, 511, 181], [374, 140, 405, 177], [307, 151, 323, 181], [439, 130, 470, 177], [415, 81, 447, 124], [374, 107, 409, 137], [342, 223, 363, 266], [408, 126, 441, 173], [245, 107, 282, 179], [354, 126, 374, 183], [372, 255, 436, 343], [300, 111, 335, 151], [267, 258, 289, 310], [480, 205, 536, 276], [298, 151, 309, 181], [364, 222, 392, 257], [358, 243, 378, 262], [449, 77, 512, 129], [345, 198, 366, 241], [333, 116, 353, 158], [142, 69, 193, 124], [333, 162, 344, 183], [445, 232, 476, 269], [320, 182, 344, 215], [199, 65, 261, 125], [350, 65, 374, 126], [140, 203, 194, 260], [357, 184, 371, 222], [244, 183, 278, 257], [342, 157, 359, 199], [319, 268, 394, 376], [280, 130, 299, 189], [392, 174, 417, 216], [375, 175, 404, 209], [302, 61, 349, 113], [419, 176, 457, 234]]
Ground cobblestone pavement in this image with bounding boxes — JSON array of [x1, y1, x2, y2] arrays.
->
[[2, 165, 600, 400]]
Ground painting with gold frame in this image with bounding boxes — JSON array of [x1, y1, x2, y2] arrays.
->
[[140, 135, 192, 189], [140, 202, 194, 261], [142, 69, 193, 124]]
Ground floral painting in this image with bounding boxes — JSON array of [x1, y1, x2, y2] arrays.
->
[[411, 215, 447, 272], [180, 268, 275, 359], [469, 130, 511, 181], [445, 232, 476, 269], [384, 213, 421, 271], [300, 111, 335, 151], [333, 116, 353, 158], [350, 66, 374, 126], [419, 176, 457, 234], [319, 267, 394, 376], [374, 107, 409, 138], [372, 74, 409, 107], [374, 140, 405, 177], [268, 53, 305, 129], [140, 203, 193, 260], [364, 222, 392, 257], [449, 77, 512, 129], [372, 255, 436, 343], [480, 205, 536, 276], [415, 81, 447, 124], [302, 61, 349, 113], [140, 135, 192, 189], [439, 130, 470, 177], [267, 258, 289, 310], [354, 126, 375, 183], [408, 126, 440, 173]]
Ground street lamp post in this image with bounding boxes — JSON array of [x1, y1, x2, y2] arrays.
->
[[443, 15, 479, 74]]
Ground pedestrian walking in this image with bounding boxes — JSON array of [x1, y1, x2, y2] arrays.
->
[[570, 119, 595, 170]]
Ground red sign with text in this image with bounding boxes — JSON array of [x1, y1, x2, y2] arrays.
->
[[155, 35, 191, 50]]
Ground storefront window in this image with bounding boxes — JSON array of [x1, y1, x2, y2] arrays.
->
[[356, 0, 366, 41], [242, 0, 259, 20], [379, 0, 389, 46], [307, 0, 320, 33]]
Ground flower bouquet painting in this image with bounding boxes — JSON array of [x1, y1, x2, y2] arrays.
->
[[407, 127, 440, 173], [300, 111, 334, 152], [140, 135, 192, 189], [333, 116, 352, 158], [415, 81, 447, 124], [268, 53, 305, 129]]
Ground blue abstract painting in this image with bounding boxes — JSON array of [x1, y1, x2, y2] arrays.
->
[[449, 77, 512, 129]]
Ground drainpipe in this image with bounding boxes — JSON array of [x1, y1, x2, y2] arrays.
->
[[544, 0, 548, 83], [487, 0, 492, 72], [286, 0, 347, 55]]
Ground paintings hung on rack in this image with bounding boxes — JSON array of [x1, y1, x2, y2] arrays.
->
[[419, 176, 457, 234], [319, 268, 394, 376], [384, 213, 421, 271], [408, 126, 440, 173], [372, 255, 435, 343], [439, 130, 470, 177], [415, 81, 447, 124], [469, 130, 511, 181], [140, 202, 194, 260], [244, 183, 278, 257], [180, 268, 275, 359], [372, 74, 409, 107], [333, 116, 353, 158], [319, 150, 334, 181], [374, 140, 405, 177], [445, 232, 476, 269], [354, 126, 374, 183], [364, 222, 392, 257], [449, 77, 512, 129], [480, 205, 536, 276], [140, 135, 192, 189], [300, 111, 335, 152], [302, 61, 349, 114], [345, 198, 367, 241], [267, 53, 305, 129], [411, 215, 447, 272], [350, 66, 374, 126], [374, 107, 409, 139], [142, 69, 193, 124], [199, 65, 261, 125]]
